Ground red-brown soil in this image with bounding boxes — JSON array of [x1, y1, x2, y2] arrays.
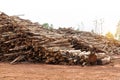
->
[[0, 59, 120, 80]]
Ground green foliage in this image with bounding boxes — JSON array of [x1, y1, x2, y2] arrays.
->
[[42, 23, 53, 30], [91, 29, 94, 33], [42, 23, 49, 29]]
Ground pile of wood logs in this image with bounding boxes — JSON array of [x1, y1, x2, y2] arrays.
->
[[0, 12, 119, 66], [57, 28, 120, 55]]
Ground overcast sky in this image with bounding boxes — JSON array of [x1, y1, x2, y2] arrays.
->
[[1, 0, 120, 35]]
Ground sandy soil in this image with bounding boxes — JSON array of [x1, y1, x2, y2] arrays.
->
[[0, 60, 120, 80]]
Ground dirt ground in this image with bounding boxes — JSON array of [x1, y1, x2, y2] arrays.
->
[[0, 59, 120, 80]]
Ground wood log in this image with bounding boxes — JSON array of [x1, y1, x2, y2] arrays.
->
[[9, 45, 26, 51], [10, 55, 25, 64], [3, 53, 20, 57]]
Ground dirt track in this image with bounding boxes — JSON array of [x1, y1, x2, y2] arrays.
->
[[0, 60, 120, 80]]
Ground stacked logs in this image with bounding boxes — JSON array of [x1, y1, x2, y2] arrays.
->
[[57, 28, 120, 55], [0, 12, 114, 65]]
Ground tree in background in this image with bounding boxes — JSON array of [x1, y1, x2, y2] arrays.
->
[[93, 18, 104, 35], [99, 19, 104, 34], [77, 21, 84, 31], [105, 32, 114, 39], [115, 20, 120, 40], [42, 23, 53, 30], [91, 29, 94, 33]]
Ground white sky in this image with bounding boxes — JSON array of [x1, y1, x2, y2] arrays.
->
[[1, 0, 120, 35]]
